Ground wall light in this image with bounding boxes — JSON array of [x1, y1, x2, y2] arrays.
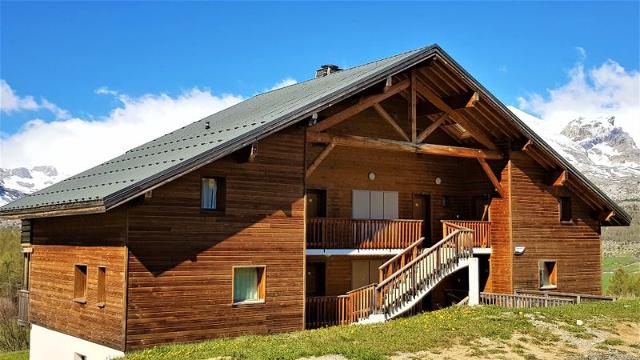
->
[[368, 172, 376, 181], [435, 177, 442, 185]]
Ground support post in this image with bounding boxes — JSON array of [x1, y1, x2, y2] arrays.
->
[[468, 257, 479, 306]]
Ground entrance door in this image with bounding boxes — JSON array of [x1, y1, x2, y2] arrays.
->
[[306, 262, 326, 296], [351, 259, 386, 289], [413, 194, 432, 242], [307, 189, 327, 218]]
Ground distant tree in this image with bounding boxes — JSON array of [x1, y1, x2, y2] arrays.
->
[[0, 228, 22, 301], [608, 268, 640, 297]]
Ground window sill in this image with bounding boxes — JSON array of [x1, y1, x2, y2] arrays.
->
[[73, 298, 87, 304], [200, 209, 226, 216], [97, 302, 106, 308], [232, 299, 265, 306], [560, 220, 573, 225], [539, 285, 557, 290]]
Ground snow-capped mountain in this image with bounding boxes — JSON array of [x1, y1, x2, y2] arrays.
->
[[510, 108, 640, 207], [0, 166, 64, 206]]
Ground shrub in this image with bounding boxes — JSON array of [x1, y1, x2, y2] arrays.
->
[[0, 300, 28, 352], [0, 228, 22, 301], [608, 268, 640, 297]]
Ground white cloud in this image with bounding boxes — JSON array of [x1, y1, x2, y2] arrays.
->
[[1, 88, 243, 176], [266, 77, 297, 91], [516, 59, 640, 142], [0, 80, 69, 118], [1, 80, 39, 113]]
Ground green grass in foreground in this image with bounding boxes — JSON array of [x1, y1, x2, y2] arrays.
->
[[0, 351, 28, 360], [122, 299, 640, 360]]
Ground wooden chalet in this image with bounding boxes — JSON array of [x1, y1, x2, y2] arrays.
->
[[0, 45, 630, 359]]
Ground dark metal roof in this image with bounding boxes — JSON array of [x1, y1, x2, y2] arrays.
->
[[0, 44, 631, 225], [0, 45, 437, 216]]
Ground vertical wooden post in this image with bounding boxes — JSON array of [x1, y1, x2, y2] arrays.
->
[[410, 70, 417, 143]]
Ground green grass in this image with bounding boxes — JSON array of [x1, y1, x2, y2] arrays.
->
[[0, 351, 28, 360], [121, 299, 640, 360]]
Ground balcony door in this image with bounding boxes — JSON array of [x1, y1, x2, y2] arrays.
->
[[352, 190, 398, 219], [307, 189, 327, 218], [413, 194, 432, 242]]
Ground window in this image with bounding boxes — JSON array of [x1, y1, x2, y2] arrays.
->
[[97, 266, 106, 307], [352, 190, 398, 219], [539, 260, 558, 289], [559, 196, 572, 223], [201, 177, 225, 211], [232, 266, 266, 304], [74, 264, 88, 303]]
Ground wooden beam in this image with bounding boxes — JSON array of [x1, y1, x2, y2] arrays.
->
[[373, 103, 410, 141], [477, 158, 506, 198], [552, 170, 568, 187], [309, 79, 410, 132], [306, 142, 336, 177], [600, 210, 615, 222], [416, 113, 447, 143], [415, 80, 498, 150], [307, 132, 503, 160], [410, 71, 417, 143], [441, 91, 480, 109]]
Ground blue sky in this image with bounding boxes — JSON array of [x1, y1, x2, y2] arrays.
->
[[1, 1, 639, 174]]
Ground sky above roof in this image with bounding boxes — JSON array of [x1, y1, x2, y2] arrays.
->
[[1, 1, 639, 176]]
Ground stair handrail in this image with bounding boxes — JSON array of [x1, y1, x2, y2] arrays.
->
[[376, 228, 472, 289], [378, 237, 424, 282]]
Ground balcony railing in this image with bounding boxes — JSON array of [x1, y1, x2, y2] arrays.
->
[[17, 290, 28, 326], [307, 218, 423, 249], [442, 220, 491, 248]]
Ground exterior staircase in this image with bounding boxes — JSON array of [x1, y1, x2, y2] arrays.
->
[[346, 226, 475, 324]]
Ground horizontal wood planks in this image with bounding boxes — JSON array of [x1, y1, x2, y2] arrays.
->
[[29, 210, 127, 350], [509, 152, 602, 295], [125, 126, 306, 350], [486, 161, 512, 293]]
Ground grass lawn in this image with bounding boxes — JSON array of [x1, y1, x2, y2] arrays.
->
[[0, 351, 28, 360], [602, 255, 640, 293], [122, 299, 640, 360]]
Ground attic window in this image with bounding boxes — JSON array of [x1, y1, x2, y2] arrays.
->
[[201, 177, 226, 211], [559, 197, 572, 223]]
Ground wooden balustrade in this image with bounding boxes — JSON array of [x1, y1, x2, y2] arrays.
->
[[305, 295, 350, 329], [514, 289, 616, 303], [480, 292, 576, 308], [346, 284, 377, 323], [376, 228, 473, 317], [442, 220, 491, 248], [17, 290, 28, 326], [307, 218, 423, 249], [378, 237, 424, 283]]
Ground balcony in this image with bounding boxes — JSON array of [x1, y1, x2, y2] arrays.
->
[[306, 218, 423, 250], [442, 220, 491, 248], [17, 290, 28, 326]]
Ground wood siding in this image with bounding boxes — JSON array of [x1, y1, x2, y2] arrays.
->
[[510, 152, 602, 295], [306, 110, 494, 243], [29, 210, 127, 350], [486, 161, 512, 293], [125, 126, 306, 350]]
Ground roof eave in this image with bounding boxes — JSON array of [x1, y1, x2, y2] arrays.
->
[[0, 200, 106, 220]]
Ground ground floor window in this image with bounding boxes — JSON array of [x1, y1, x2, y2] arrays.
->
[[233, 266, 266, 304], [74, 264, 88, 303], [539, 260, 558, 289]]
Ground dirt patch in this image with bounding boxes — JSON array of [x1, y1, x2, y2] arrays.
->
[[388, 322, 640, 360]]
